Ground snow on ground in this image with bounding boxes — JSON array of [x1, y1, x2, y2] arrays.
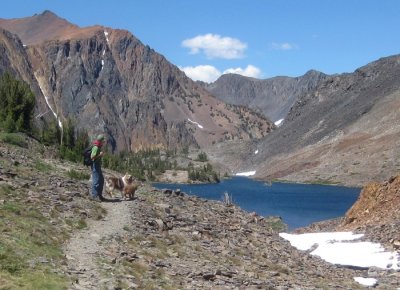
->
[[187, 118, 203, 129], [274, 118, 284, 126], [279, 232, 400, 286], [236, 171, 256, 176], [353, 277, 377, 287]]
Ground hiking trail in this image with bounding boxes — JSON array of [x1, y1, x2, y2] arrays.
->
[[64, 200, 132, 289]]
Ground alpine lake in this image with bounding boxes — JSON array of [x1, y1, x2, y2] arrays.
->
[[153, 177, 360, 231]]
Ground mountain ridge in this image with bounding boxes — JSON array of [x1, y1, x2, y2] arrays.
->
[[0, 11, 274, 152], [248, 54, 400, 186], [203, 69, 327, 122], [1, 11, 400, 187]]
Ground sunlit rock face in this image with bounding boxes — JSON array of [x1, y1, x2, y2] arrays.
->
[[0, 11, 274, 152]]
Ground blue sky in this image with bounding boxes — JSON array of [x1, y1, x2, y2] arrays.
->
[[2, 0, 400, 82]]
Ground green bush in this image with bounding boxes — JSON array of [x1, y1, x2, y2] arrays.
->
[[196, 152, 208, 162], [33, 160, 53, 172], [0, 132, 27, 148]]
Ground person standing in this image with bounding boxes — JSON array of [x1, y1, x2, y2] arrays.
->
[[91, 134, 106, 201]]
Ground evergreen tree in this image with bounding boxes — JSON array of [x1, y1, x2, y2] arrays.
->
[[0, 72, 35, 133]]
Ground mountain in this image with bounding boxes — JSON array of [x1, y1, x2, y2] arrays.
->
[[203, 70, 327, 122], [0, 10, 91, 45], [245, 54, 400, 186], [0, 11, 274, 152], [2, 11, 400, 187], [0, 28, 48, 120]]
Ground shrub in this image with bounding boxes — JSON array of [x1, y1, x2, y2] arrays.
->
[[0, 132, 27, 148], [196, 152, 208, 162]]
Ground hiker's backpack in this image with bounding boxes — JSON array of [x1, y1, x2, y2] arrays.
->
[[82, 146, 93, 166]]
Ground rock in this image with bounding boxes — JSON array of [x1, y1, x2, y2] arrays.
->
[[202, 272, 216, 281]]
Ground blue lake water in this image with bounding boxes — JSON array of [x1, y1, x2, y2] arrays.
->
[[153, 177, 360, 230]]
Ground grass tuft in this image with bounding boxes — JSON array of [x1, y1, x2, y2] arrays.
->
[[0, 185, 69, 288], [67, 169, 90, 180], [0, 133, 27, 148], [33, 160, 53, 173]]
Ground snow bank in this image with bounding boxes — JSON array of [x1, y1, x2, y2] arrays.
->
[[353, 277, 377, 287], [279, 232, 363, 251], [280, 232, 400, 287], [275, 118, 284, 126]]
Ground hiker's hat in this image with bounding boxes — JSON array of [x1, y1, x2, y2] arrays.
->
[[96, 134, 105, 141]]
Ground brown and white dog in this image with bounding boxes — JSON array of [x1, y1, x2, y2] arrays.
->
[[105, 173, 139, 199]]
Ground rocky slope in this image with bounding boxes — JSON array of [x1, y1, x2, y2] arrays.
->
[[235, 54, 400, 186], [0, 28, 48, 121], [3, 135, 400, 289], [0, 11, 273, 152], [338, 175, 400, 251], [203, 70, 327, 122]]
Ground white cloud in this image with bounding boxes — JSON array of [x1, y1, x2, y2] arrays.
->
[[271, 42, 298, 50], [182, 34, 247, 59], [223, 65, 262, 78], [179, 65, 222, 83], [180, 64, 262, 83]]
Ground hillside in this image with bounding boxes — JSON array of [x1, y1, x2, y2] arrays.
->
[[2, 134, 400, 289], [0, 11, 273, 153], [236, 54, 400, 186], [204, 70, 327, 122], [338, 175, 400, 250], [0, 28, 48, 117]]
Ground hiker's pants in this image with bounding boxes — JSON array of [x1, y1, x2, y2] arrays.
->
[[91, 161, 104, 197]]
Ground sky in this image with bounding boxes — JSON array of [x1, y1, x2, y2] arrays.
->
[[2, 0, 400, 82], [280, 231, 400, 287]]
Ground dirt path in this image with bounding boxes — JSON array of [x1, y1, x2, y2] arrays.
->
[[64, 200, 132, 290]]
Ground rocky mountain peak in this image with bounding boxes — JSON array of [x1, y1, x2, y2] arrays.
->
[[204, 70, 327, 122], [0, 10, 79, 45], [0, 12, 273, 153]]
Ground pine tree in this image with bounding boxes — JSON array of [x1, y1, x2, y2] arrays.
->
[[0, 72, 35, 133]]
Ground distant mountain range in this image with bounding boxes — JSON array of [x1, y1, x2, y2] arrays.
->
[[211, 54, 400, 186], [1, 11, 400, 186], [0, 11, 273, 152], [202, 70, 327, 123]]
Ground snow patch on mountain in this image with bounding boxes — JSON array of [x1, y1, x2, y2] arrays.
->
[[236, 171, 256, 176], [36, 77, 63, 128], [187, 118, 203, 129]]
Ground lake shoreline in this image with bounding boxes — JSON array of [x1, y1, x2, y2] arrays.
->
[[153, 176, 360, 230]]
